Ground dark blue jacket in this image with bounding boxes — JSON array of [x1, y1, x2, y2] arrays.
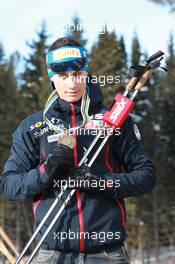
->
[[0, 82, 156, 253]]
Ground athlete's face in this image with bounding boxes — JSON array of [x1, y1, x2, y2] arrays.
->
[[50, 71, 88, 103]]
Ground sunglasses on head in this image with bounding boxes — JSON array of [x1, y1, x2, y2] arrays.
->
[[50, 58, 87, 73]]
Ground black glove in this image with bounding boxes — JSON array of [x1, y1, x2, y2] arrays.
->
[[44, 143, 74, 180], [66, 165, 116, 194]]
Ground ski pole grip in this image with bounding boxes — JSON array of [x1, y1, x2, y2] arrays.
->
[[126, 76, 139, 90], [145, 50, 164, 64], [135, 68, 154, 90]]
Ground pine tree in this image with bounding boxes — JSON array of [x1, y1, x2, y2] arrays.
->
[[165, 33, 175, 98], [116, 35, 127, 77], [160, 33, 175, 204], [21, 21, 50, 113], [126, 36, 173, 253], [0, 45, 40, 255], [131, 33, 141, 66], [0, 48, 20, 171], [90, 29, 127, 105], [148, 0, 175, 12], [129, 35, 175, 252], [67, 15, 87, 47]]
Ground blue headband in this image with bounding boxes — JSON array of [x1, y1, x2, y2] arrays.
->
[[47, 46, 87, 64], [46, 46, 88, 77]]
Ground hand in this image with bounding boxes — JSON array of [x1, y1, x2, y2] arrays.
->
[[44, 143, 74, 180], [66, 165, 114, 193]]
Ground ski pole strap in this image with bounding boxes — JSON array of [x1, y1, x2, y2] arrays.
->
[[128, 50, 165, 79], [128, 65, 146, 78]]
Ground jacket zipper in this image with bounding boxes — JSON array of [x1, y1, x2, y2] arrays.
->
[[70, 103, 85, 252]]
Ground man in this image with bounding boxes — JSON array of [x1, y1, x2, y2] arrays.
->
[[1, 37, 156, 263]]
